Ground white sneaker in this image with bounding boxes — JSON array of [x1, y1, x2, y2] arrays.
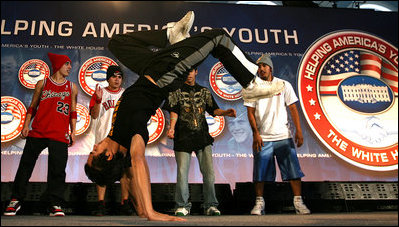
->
[[4, 199, 21, 216], [250, 198, 265, 215], [294, 197, 311, 215], [175, 207, 189, 216], [49, 205, 65, 217], [242, 77, 284, 102], [167, 11, 195, 44], [205, 206, 221, 216]]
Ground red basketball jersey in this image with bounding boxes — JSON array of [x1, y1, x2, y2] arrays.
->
[[29, 77, 73, 144]]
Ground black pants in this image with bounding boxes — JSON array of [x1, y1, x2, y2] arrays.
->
[[11, 137, 68, 206], [107, 28, 257, 148], [108, 28, 256, 89]]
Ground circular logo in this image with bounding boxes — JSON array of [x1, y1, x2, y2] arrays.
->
[[298, 30, 398, 171], [337, 75, 395, 114], [206, 112, 225, 138], [1, 96, 27, 142], [147, 108, 165, 144], [79, 56, 118, 96], [69, 103, 91, 135], [18, 59, 50, 89], [209, 62, 242, 100]]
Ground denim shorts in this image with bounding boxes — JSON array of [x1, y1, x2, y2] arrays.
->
[[253, 138, 304, 182]]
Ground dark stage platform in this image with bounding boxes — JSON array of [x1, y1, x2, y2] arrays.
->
[[1, 212, 398, 226], [1, 181, 397, 226]]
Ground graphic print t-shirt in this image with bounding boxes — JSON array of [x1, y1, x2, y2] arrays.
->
[[165, 83, 219, 152]]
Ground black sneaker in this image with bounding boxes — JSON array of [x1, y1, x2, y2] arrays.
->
[[49, 205, 65, 217], [119, 199, 134, 215], [93, 201, 107, 216], [4, 199, 21, 216]]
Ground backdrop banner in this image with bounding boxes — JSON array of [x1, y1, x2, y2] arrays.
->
[[1, 1, 397, 189]]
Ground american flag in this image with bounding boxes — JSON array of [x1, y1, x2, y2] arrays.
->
[[26, 63, 46, 75], [1, 103, 21, 120], [86, 63, 108, 76], [320, 50, 398, 96]]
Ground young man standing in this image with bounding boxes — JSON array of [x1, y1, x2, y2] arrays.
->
[[4, 52, 78, 216], [165, 68, 236, 216], [88, 65, 133, 216], [245, 54, 311, 215]]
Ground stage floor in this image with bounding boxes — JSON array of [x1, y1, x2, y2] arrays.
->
[[1, 211, 397, 226]]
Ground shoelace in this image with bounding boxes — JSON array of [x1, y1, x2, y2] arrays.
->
[[9, 201, 19, 207], [294, 199, 308, 209], [255, 79, 271, 86], [295, 202, 307, 208], [254, 201, 264, 209]]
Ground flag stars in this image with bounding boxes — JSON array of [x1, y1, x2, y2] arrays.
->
[[309, 99, 316, 106], [314, 112, 321, 120], [306, 85, 313, 92]]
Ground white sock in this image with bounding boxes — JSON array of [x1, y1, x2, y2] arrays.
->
[[294, 196, 302, 202]]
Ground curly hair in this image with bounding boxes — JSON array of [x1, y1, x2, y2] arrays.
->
[[84, 152, 125, 186]]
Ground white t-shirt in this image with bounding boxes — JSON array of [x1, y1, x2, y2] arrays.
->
[[89, 87, 124, 144], [244, 77, 298, 141]]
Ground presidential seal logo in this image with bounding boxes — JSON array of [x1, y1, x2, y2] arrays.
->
[[79, 56, 118, 96], [206, 112, 225, 138], [18, 59, 50, 89], [209, 62, 242, 100], [74, 103, 91, 135], [147, 108, 165, 144], [298, 30, 398, 171], [1, 96, 27, 142]]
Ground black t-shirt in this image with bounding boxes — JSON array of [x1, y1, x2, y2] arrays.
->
[[164, 83, 219, 152]]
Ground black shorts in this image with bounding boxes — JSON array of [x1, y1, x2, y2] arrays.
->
[[108, 76, 167, 149]]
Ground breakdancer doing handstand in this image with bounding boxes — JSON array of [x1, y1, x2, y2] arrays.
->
[[85, 11, 284, 221]]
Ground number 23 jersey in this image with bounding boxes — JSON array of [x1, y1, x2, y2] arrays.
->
[[29, 77, 73, 144]]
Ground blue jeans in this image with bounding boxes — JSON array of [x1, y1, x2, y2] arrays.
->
[[174, 145, 218, 211], [253, 138, 305, 182]]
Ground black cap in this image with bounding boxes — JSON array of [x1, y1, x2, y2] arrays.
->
[[106, 65, 123, 81]]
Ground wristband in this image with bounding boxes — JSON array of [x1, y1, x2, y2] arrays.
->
[[71, 111, 77, 119], [27, 107, 37, 117], [170, 117, 178, 121], [95, 98, 102, 104]]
